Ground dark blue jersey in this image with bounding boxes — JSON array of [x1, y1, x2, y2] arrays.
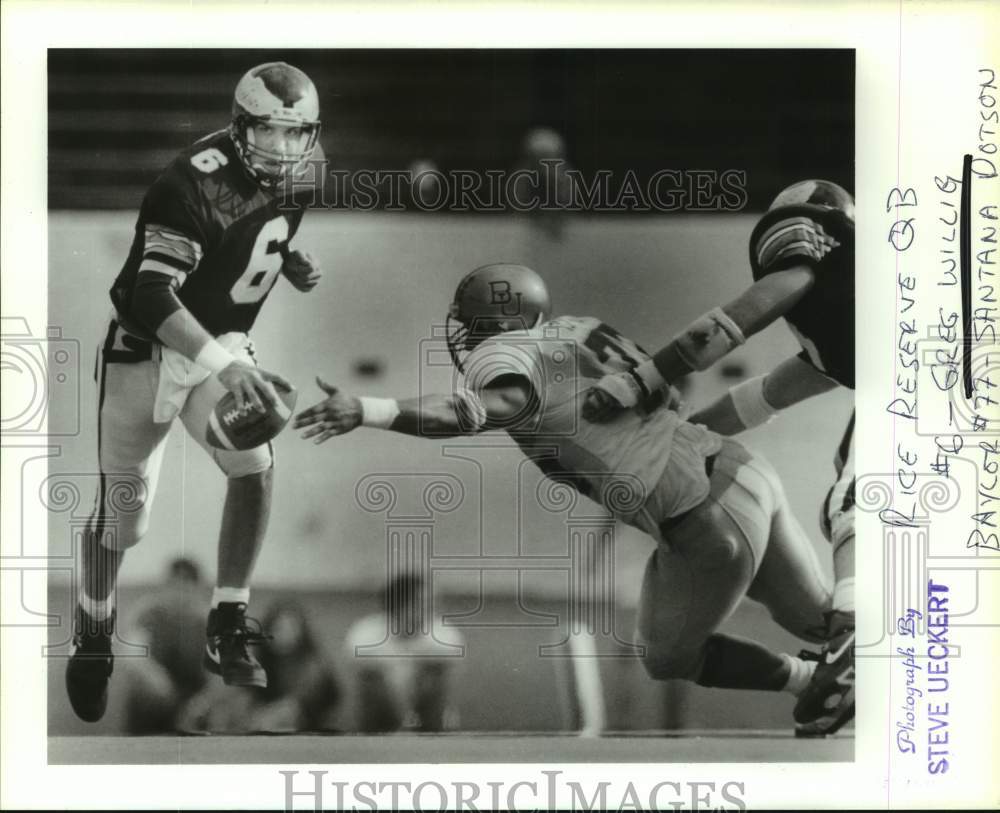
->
[[749, 203, 855, 388], [111, 130, 310, 339]]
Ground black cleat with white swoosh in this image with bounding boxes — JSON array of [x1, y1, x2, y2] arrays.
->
[[65, 606, 116, 723], [794, 611, 855, 737], [203, 602, 268, 688]]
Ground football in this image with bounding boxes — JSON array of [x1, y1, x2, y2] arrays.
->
[[206, 385, 298, 451]]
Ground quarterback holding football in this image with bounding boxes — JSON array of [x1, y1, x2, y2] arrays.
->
[[581, 180, 856, 735], [66, 62, 323, 723], [295, 263, 838, 732]]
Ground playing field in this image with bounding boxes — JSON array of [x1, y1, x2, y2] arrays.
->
[[49, 730, 852, 764]]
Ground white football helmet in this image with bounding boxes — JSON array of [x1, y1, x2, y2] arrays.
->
[[229, 62, 321, 188]]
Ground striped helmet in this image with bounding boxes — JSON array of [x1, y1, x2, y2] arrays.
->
[[770, 179, 854, 224], [230, 62, 321, 188]]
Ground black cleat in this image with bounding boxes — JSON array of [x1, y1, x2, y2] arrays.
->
[[65, 606, 115, 723], [203, 602, 268, 688], [794, 611, 855, 737]]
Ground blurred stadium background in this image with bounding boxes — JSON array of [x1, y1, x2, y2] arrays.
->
[[45, 49, 854, 741]]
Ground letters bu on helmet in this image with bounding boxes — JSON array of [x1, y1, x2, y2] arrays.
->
[[446, 263, 552, 371], [230, 62, 321, 188], [770, 179, 855, 224]]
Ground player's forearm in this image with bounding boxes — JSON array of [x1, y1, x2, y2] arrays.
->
[[361, 380, 528, 437], [156, 309, 236, 373], [631, 305, 748, 399], [647, 267, 817, 384], [647, 301, 750, 380], [722, 266, 815, 339], [131, 272, 184, 335], [132, 272, 236, 372], [388, 394, 473, 438]]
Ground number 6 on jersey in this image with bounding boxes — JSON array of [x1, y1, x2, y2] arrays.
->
[[230, 217, 289, 305]]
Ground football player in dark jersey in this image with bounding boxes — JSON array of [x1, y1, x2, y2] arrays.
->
[[581, 180, 855, 736], [66, 62, 324, 723]]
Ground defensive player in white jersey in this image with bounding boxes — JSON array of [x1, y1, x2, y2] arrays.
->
[[294, 264, 835, 726], [582, 180, 855, 735]]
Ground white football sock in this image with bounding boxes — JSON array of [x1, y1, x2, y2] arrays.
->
[[79, 591, 114, 622], [832, 577, 855, 614], [781, 653, 816, 696], [212, 586, 250, 608]]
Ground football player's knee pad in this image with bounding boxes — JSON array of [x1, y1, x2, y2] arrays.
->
[[214, 444, 274, 479]]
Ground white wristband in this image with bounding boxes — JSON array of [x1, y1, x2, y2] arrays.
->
[[597, 371, 642, 408], [633, 358, 667, 395], [730, 375, 779, 429], [195, 340, 237, 374], [359, 396, 400, 429], [596, 361, 667, 409]]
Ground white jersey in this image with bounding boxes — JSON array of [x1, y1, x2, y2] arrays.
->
[[462, 315, 721, 527]]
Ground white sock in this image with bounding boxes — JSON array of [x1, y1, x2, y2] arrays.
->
[[832, 577, 855, 613], [79, 591, 114, 621], [781, 653, 816, 696], [212, 586, 250, 608]]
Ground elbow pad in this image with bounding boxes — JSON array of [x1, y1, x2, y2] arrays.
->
[[674, 307, 746, 371]]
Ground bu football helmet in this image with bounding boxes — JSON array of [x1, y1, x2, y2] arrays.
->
[[446, 263, 552, 371], [229, 62, 321, 189], [770, 179, 855, 224]]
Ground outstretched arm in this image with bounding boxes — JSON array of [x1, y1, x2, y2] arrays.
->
[[293, 374, 534, 443], [583, 266, 815, 421], [688, 354, 839, 435]]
